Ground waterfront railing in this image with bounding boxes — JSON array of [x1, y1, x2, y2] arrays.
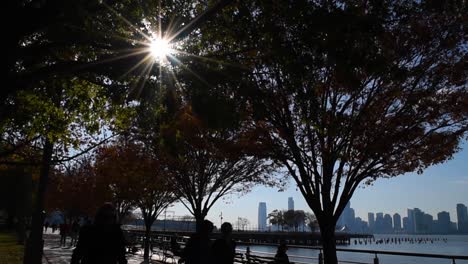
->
[[236, 244, 468, 264]]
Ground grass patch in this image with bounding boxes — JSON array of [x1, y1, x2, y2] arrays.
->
[[0, 232, 23, 264]]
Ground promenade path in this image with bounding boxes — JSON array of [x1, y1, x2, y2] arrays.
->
[[42, 230, 166, 264]]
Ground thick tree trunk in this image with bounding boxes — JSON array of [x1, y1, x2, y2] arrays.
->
[[23, 139, 53, 264], [320, 223, 338, 264], [195, 216, 204, 233], [143, 224, 151, 261]]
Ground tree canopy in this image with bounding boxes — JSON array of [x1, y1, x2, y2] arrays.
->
[[191, 1, 467, 263]]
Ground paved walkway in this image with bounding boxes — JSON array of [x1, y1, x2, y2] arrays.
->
[[42, 230, 169, 264]]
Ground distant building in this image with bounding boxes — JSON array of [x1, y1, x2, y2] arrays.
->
[[288, 197, 294, 211], [258, 202, 267, 231], [375, 213, 384, 233], [407, 209, 415, 234], [337, 202, 353, 229], [402, 217, 409, 232], [436, 211, 451, 234], [412, 208, 433, 234], [383, 214, 393, 233], [368, 213, 375, 232], [354, 217, 369, 233], [393, 213, 402, 231], [457, 203, 468, 234]]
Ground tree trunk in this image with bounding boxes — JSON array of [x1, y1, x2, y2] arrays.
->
[[23, 139, 53, 264], [320, 223, 338, 264], [195, 216, 204, 233], [143, 224, 151, 261]]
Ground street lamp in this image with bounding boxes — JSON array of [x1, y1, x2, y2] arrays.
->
[[219, 212, 223, 228], [163, 209, 175, 232]]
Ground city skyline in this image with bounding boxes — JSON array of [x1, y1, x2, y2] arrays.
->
[[168, 141, 468, 228]]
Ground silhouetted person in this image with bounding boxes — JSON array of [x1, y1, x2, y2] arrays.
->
[[59, 222, 69, 247], [182, 220, 214, 264], [212, 222, 236, 264], [71, 203, 127, 264], [70, 220, 80, 247], [44, 222, 49, 232], [274, 243, 292, 264], [170, 236, 182, 256]]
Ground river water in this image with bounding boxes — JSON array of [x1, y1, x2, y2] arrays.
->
[[237, 235, 468, 264]]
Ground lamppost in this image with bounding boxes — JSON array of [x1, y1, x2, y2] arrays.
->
[[163, 209, 175, 232], [219, 212, 223, 228]]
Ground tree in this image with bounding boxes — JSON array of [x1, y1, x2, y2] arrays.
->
[[160, 104, 275, 232], [94, 142, 140, 223], [4, 2, 236, 263], [293, 210, 306, 232], [268, 210, 285, 231], [46, 158, 104, 222], [305, 212, 318, 233], [129, 143, 177, 261], [195, 1, 467, 263], [237, 217, 250, 231]]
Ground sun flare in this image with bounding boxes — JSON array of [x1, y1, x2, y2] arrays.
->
[[150, 38, 172, 61]]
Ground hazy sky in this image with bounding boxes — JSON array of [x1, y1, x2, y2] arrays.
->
[[167, 141, 468, 228]]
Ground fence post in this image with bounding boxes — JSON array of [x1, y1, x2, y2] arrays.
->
[[374, 253, 379, 264], [318, 249, 323, 264]]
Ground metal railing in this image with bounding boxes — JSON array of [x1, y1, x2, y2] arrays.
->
[[235, 243, 468, 264], [124, 231, 468, 264]]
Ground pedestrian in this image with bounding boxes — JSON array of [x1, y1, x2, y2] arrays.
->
[[181, 220, 214, 264], [59, 222, 69, 247], [170, 236, 182, 257], [44, 222, 49, 232], [70, 220, 80, 247], [212, 222, 236, 264], [274, 243, 292, 264], [71, 203, 127, 264]]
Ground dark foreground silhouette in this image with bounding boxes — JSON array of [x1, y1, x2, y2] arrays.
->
[[71, 203, 127, 264], [213, 222, 236, 264]]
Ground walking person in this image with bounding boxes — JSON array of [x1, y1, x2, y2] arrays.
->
[[212, 222, 236, 264], [59, 222, 69, 247], [274, 243, 293, 264], [181, 220, 214, 264], [70, 220, 80, 247], [71, 203, 127, 264]]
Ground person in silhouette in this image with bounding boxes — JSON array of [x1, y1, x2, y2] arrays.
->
[[170, 235, 182, 257], [212, 222, 236, 264], [59, 222, 69, 247], [274, 243, 292, 264], [70, 220, 80, 247], [181, 220, 214, 264], [71, 203, 127, 264]]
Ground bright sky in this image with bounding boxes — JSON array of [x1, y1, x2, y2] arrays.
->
[[167, 141, 468, 228]]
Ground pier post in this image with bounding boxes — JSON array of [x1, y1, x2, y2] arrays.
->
[[318, 250, 323, 264], [452, 258, 456, 264], [373, 253, 379, 264]]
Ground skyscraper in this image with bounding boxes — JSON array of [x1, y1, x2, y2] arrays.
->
[[437, 211, 451, 234], [393, 213, 402, 231], [258, 202, 267, 231], [288, 197, 294, 211], [384, 214, 393, 233], [457, 203, 468, 233], [375, 213, 384, 233], [337, 202, 352, 229], [402, 217, 409, 232], [368, 213, 375, 232], [407, 209, 415, 234]]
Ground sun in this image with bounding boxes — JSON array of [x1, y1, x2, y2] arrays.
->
[[149, 38, 172, 61]]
